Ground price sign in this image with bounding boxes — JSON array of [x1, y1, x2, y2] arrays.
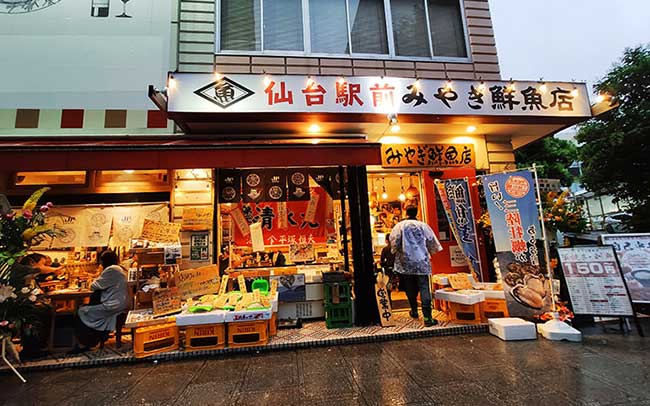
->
[[557, 246, 634, 316], [152, 288, 182, 316]]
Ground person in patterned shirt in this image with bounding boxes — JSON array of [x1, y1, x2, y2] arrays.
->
[[389, 205, 443, 327]]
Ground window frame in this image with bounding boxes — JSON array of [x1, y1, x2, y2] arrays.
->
[[215, 0, 472, 63]]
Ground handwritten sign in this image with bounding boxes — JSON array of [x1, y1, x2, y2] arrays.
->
[[152, 288, 182, 316], [289, 243, 315, 263], [375, 273, 395, 327], [182, 207, 213, 231], [381, 144, 475, 168], [141, 219, 181, 243], [175, 265, 220, 299]]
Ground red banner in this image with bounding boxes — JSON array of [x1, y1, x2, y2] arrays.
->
[[233, 187, 335, 246]]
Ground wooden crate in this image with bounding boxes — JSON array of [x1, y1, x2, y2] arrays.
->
[[269, 313, 277, 337], [227, 320, 268, 348], [133, 323, 179, 358], [448, 302, 483, 325], [481, 299, 509, 322], [184, 323, 226, 351]]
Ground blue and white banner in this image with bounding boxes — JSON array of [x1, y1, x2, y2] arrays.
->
[[436, 179, 482, 280], [482, 170, 551, 318]]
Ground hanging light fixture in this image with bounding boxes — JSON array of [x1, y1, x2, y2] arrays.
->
[[398, 176, 406, 202], [381, 177, 388, 200], [405, 173, 419, 200], [369, 178, 378, 209]]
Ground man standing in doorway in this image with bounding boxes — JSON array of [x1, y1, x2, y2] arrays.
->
[[389, 205, 443, 327]]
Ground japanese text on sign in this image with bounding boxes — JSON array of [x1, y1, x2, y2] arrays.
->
[[381, 144, 474, 168]]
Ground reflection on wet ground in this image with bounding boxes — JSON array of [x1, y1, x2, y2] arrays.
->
[[1, 321, 649, 406]]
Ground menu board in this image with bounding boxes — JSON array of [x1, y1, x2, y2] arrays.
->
[[601, 233, 650, 303], [557, 246, 634, 316], [174, 265, 220, 299]]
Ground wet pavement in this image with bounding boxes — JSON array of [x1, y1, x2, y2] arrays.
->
[[1, 325, 649, 406]]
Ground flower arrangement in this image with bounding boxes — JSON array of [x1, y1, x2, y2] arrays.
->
[[539, 301, 575, 323], [0, 188, 57, 340], [543, 191, 588, 233]]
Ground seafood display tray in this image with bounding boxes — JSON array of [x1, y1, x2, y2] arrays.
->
[[176, 310, 226, 326], [434, 290, 485, 305]]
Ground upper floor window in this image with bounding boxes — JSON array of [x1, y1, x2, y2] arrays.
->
[[218, 0, 468, 59]]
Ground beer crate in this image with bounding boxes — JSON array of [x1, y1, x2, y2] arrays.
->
[[481, 299, 509, 322], [227, 320, 269, 348], [133, 322, 179, 358], [448, 302, 483, 325], [184, 323, 226, 351], [269, 312, 278, 337]]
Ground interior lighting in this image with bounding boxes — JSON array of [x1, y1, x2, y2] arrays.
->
[[263, 74, 272, 87], [306, 76, 315, 87], [466, 125, 477, 133], [478, 80, 486, 92], [444, 80, 453, 91], [307, 124, 321, 133], [310, 138, 321, 145], [123, 170, 135, 174], [571, 86, 579, 97], [539, 82, 547, 93], [398, 176, 406, 202], [381, 178, 388, 200], [596, 93, 605, 103], [167, 76, 176, 89], [390, 124, 401, 133]]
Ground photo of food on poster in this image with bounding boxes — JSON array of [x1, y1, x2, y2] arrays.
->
[[482, 170, 551, 318], [601, 233, 650, 303]]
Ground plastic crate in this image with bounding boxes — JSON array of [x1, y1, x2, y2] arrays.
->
[[133, 323, 179, 358], [184, 323, 226, 351], [227, 320, 269, 348], [448, 302, 483, 325], [481, 299, 509, 322], [325, 302, 353, 329], [324, 282, 352, 305]]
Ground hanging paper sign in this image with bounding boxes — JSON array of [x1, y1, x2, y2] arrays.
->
[[218, 169, 241, 203], [242, 169, 266, 203], [231, 207, 250, 236], [557, 246, 634, 316], [600, 233, 650, 303], [277, 201, 288, 230], [482, 170, 551, 318], [182, 207, 213, 231], [152, 287, 182, 316], [304, 192, 320, 223], [436, 179, 482, 280], [190, 232, 210, 262], [375, 273, 395, 327], [381, 144, 475, 168], [175, 265, 220, 299], [250, 222, 265, 252], [219, 275, 229, 295], [141, 219, 181, 243], [267, 171, 287, 202], [287, 168, 310, 201], [164, 245, 182, 265]]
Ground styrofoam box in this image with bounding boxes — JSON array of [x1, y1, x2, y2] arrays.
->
[[278, 300, 325, 320], [489, 318, 537, 341], [434, 289, 485, 305], [305, 283, 324, 301], [461, 288, 505, 300], [176, 310, 226, 326], [225, 309, 272, 323]]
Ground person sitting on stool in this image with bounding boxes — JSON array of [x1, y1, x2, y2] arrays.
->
[[71, 250, 128, 353]]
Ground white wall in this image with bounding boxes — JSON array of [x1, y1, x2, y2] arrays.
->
[[0, 0, 172, 110]]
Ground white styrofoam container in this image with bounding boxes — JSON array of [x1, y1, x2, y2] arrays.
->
[[305, 283, 324, 301], [434, 289, 485, 305], [489, 317, 537, 341], [278, 300, 325, 319], [175, 310, 226, 326], [225, 309, 272, 323]]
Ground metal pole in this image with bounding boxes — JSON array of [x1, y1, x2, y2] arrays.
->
[[532, 164, 558, 312], [2, 338, 26, 383]]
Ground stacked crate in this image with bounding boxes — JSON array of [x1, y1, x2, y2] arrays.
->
[[323, 282, 353, 329]]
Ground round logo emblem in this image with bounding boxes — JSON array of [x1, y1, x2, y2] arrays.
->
[[246, 173, 261, 187], [504, 176, 530, 198], [1, 0, 63, 14], [268, 186, 283, 200], [90, 213, 108, 227], [291, 172, 305, 186], [222, 186, 237, 201]]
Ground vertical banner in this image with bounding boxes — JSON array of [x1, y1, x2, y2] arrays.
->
[[435, 179, 482, 280], [277, 201, 288, 230], [600, 233, 650, 303], [241, 169, 266, 203], [482, 170, 551, 318]]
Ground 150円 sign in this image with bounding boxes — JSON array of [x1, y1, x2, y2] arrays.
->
[[557, 246, 634, 316]]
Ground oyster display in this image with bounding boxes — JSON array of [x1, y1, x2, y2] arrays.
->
[[511, 284, 544, 309], [524, 274, 546, 297]]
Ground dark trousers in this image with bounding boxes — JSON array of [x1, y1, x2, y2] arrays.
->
[[74, 315, 108, 348], [400, 274, 432, 318]]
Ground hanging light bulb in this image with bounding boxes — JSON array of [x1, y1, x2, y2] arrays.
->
[[398, 176, 406, 202], [381, 177, 388, 200], [369, 178, 378, 209], [405, 174, 419, 200]]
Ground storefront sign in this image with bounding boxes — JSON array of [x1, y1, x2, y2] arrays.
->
[[557, 246, 634, 316], [600, 233, 650, 303], [181, 207, 213, 231], [482, 170, 551, 318], [141, 219, 181, 243], [170, 74, 592, 118], [382, 144, 474, 168], [375, 273, 395, 327], [152, 288, 182, 316], [436, 179, 482, 279], [190, 232, 210, 262], [175, 265, 220, 299]]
